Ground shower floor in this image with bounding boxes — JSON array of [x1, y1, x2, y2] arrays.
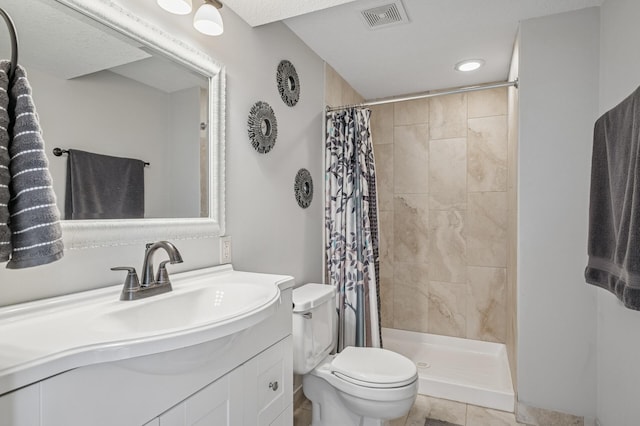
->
[[382, 327, 515, 412]]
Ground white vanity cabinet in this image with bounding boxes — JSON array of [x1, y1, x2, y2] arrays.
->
[[0, 269, 294, 426], [243, 336, 293, 425], [155, 365, 243, 426], [0, 384, 40, 426], [147, 336, 293, 426]]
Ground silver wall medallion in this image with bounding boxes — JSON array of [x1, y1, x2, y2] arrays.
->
[[294, 168, 313, 209], [247, 101, 278, 154], [277, 60, 300, 107]]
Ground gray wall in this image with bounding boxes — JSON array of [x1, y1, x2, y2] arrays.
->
[[596, 0, 640, 424], [165, 86, 202, 218], [517, 7, 599, 419], [0, 0, 324, 305], [29, 67, 178, 219]]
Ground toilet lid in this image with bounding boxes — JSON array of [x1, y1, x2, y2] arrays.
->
[[330, 347, 417, 388]]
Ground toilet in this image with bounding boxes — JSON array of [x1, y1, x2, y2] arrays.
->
[[292, 283, 418, 426]]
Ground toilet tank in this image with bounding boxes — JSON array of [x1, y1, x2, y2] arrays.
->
[[292, 284, 336, 374]]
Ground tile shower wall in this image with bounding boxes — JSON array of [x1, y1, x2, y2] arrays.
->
[[373, 88, 510, 344]]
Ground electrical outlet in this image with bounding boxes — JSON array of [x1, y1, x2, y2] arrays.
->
[[220, 236, 232, 264]]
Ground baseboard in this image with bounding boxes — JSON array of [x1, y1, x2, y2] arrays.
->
[[294, 385, 303, 407]]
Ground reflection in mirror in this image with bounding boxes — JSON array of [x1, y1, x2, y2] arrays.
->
[[0, 0, 225, 249], [0, 0, 209, 219], [261, 118, 272, 138]]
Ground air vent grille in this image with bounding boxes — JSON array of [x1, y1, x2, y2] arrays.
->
[[360, 1, 409, 30]]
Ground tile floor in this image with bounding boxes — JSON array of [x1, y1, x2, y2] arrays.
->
[[294, 394, 528, 426]]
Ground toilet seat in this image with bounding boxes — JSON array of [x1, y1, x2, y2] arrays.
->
[[309, 348, 418, 402], [331, 346, 417, 388]]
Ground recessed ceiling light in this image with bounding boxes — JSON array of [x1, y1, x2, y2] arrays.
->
[[455, 59, 485, 72]]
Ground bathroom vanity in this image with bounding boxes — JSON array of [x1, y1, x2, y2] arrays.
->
[[0, 266, 293, 426]]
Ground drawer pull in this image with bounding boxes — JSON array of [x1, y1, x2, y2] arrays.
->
[[269, 381, 279, 391]]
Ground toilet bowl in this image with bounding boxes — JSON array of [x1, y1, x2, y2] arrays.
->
[[292, 284, 418, 426]]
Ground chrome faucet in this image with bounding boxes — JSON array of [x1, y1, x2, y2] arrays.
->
[[111, 241, 183, 301], [141, 241, 183, 286]]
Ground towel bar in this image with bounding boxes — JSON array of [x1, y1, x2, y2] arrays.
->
[[53, 147, 150, 167]]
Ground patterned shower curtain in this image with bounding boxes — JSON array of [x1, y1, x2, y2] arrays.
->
[[325, 107, 381, 351]]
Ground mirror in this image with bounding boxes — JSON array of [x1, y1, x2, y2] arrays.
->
[[261, 118, 273, 137], [287, 76, 296, 92], [247, 101, 277, 154], [0, 0, 225, 247]]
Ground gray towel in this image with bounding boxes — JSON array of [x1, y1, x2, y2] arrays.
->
[[7, 64, 64, 269], [585, 85, 640, 309], [0, 61, 10, 262], [65, 149, 145, 220]]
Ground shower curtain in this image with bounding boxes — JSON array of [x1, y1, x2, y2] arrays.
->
[[325, 107, 382, 351]]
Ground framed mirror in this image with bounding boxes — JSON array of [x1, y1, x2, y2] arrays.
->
[[248, 101, 277, 154], [0, 0, 225, 248]]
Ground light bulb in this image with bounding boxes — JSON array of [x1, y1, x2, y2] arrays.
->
[[157, 0, 192, 15], [194, 2, 224, 36]]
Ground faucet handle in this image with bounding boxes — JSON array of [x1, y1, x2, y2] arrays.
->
[[156, 260, 172, 284], [111, 266, 140, 300]]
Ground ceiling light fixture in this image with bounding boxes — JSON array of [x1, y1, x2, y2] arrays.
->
[[157, 0, 192, 15], [455, 59, 485, 72], [194, 0, 224, 36]]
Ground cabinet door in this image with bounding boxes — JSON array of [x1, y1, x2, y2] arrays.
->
[[158, 367, 242, 426], [270, 404, 293, 426], [243, 336, 293, 426], [0, 383, 40, 426]]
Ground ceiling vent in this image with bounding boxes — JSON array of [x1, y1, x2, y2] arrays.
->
[[360, 1, 409, 30]]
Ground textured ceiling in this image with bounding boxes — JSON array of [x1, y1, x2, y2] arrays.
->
[[0, 0, 202, 93], [224, 0, 604, 101], [0, 0, 150, 80], [221, 0, 358, 27]]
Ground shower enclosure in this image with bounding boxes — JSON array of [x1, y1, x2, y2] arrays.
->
[[368, 85, 517, 411], [323, 63, 519, 412]]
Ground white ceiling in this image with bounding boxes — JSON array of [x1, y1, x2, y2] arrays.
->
[[222, 0, 358, 27], [225, 0, 604, 101], [0, 0, 204, 93], [0, 0, 150, 79]]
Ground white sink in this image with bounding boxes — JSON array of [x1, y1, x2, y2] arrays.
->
[[0, 265, 293, 396], [91, 282, 278, 334]]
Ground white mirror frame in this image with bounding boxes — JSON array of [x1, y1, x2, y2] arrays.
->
[[53, 0, 225, 249]]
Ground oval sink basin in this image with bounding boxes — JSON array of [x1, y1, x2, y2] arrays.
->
[[0, 265, 293, 397], [91, 282, 279, 334]]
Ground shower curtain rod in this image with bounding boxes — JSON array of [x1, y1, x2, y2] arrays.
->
[[325, 79, 519, 112]]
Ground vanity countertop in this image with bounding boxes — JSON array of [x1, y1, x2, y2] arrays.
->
[[0, 265, 293, 396]]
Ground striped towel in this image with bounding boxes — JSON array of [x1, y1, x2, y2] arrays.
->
[[0, 61, 11, 262], [6, 64, 63, 268]]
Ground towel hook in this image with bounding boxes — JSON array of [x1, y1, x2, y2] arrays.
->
[[0, 8, 19, 83]]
